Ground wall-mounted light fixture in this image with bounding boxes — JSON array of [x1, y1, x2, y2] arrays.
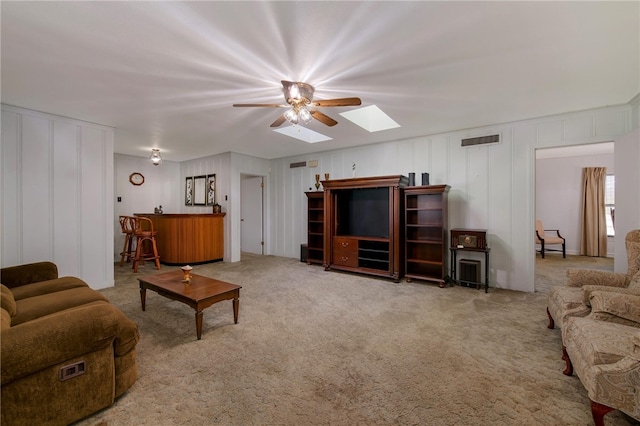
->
[[150, 149, 162, 166]]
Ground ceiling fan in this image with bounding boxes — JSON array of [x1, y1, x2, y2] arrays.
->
[[233, 80, 361, 127]]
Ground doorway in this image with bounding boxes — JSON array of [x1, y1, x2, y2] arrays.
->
[[240, 175, 264, 255], [534, 142, 615, 292]]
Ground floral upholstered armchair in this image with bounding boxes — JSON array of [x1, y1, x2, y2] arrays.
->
[[546, 229, 640, 330], [561, 291, 640, 425]]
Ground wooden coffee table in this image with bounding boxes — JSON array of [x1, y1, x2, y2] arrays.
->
[[138, 270, 241, 340]]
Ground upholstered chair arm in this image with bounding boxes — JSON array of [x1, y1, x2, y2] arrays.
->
[[588, 291, 640, 327], [588, 356, 640, 421], [0, 302, 138, 385], [0, 262, 59, 289], [566, 269, 628, 288]]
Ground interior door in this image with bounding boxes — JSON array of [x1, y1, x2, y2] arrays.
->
[[241, 175, 264, 255]]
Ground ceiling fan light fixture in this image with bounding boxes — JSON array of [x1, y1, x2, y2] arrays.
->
[[282, 81, 314, 104], [284, 108, 298, 124], [234, 80, 360, 128], [299, 107, 312, 123], [289, 84, 300, 101]]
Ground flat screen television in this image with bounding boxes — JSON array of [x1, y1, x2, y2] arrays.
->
[[336, 187, 389, 238]]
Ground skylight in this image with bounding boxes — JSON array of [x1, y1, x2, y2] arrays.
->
[[274, 125, 333, 143], [340, 105, 400, 132]]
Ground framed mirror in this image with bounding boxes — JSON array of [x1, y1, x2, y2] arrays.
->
[[193, 175, 206, 206]]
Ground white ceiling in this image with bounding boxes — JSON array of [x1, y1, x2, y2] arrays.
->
[[2, 1, 638, 162]]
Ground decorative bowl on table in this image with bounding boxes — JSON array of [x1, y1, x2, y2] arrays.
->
[[181, 265, 193, 283]]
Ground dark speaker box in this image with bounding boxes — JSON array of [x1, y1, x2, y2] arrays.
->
[[300, 244, 308, 262]]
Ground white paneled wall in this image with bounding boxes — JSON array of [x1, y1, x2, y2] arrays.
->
[[268, 104, 634, 292], [614, 127, 640, 274], [3, 103, 637, 293], [1, 105, 114, 289]]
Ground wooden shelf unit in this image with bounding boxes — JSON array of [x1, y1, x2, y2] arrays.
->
[[322, 175, 408, 282], [403, 185, 450, 286], [305, 191, 325, 264]]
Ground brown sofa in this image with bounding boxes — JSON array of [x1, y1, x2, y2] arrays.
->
[[1, 261, 139, 426]]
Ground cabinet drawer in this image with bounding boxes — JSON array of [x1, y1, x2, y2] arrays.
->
[[333, 252, 358, 267], [333, 237, 357, 253], [333, 237, 358, 267]]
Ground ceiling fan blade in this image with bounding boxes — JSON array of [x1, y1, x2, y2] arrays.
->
[[311, 97, 362, 107], [232, 103, 287, 108], [270, 115, 287, 128], [310, 110, 338, 127]]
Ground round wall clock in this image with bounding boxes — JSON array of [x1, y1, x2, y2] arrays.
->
[[129, 172, 145, 186]]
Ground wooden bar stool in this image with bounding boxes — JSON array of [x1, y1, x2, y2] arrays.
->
[[118, 215, 136, 267], [132, 216, 161, 273]]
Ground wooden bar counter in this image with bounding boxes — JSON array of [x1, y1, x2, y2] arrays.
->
[[135, 213, 225, 265]]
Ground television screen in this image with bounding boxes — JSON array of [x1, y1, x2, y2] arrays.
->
[[337, 187, 389, 238]]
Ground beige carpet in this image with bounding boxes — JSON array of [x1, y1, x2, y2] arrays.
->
[[74, 254, 638, 426]]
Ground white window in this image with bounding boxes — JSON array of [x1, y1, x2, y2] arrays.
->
[[605, 174, 615, 237]]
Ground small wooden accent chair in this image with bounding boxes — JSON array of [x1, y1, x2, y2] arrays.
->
[[132, 216, 161, 273], [535, 219, 566, 258], [119, 215, 136, 267]]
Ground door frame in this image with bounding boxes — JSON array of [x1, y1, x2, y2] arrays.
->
[[240, 174, 265, 255]]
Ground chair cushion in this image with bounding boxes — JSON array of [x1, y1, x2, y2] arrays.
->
[[582, 285, 640, 306], [563, 317, 638, 366], [547, 285, 589, 328], [12, 287, 109, 326], [543, 236, 564, 244], [0, 284, 16, 317], [9, 276, 88, 301], [549, 285, 582, 307], [590, 291, 640, 326]]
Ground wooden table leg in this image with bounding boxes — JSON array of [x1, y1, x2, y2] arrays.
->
[[140, 286, 147, 311], [233, 296, 239, 324], [195, 310, 203, 340]]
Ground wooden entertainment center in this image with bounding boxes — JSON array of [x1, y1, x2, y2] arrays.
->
[[307, 175, 454, 285], [321, 175, 408, 282]]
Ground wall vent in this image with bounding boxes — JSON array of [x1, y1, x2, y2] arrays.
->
[[461, 134, 500, 147], [289, 161, 306, 168]]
